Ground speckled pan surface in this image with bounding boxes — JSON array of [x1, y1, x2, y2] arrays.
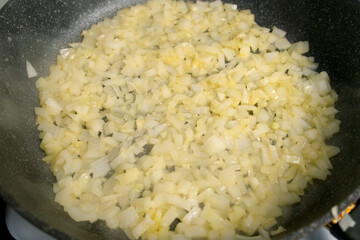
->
[[0, 0, 359, 239]]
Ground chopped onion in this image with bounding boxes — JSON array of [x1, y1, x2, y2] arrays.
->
[[272, 27, 287, 38], [26, 60, 37, 78], [275, 38, 291, 50], [339, 213, 356, 231], [91, 157, 110, 178], [331, 205, 338, 220], [202, 135, 227, 155], [35, 0, 340, 239]]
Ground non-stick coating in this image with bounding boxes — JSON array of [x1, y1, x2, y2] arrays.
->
[[0, 0, 359, 239]]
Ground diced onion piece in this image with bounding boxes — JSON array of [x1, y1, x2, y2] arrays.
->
[[182, 207, 201, 224], [202, 135, 227, 155], [26, 60, 38, 78], [45, 97, 62, 115], [59, 48, 71, 58], [272, 27, 286, 38], [219, 167, 236, 186], [275, 38, 291, 50], [67, 207, 97, 222], [292, 41, 309, 54], [132, 214, 154, 239], [282, 155, 301, 164], [338, 213, 356, 231], [91, 157, 110, 178], [331, 206, 338, 220], [161, 206, 181, 227], [118, 206, 139, 228], [184, 225, 207, 238]]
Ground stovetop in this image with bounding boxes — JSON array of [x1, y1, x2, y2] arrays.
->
[[1, 198, 14, 240]]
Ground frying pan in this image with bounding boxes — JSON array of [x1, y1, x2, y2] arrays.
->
[[0, 0, 360, 239]]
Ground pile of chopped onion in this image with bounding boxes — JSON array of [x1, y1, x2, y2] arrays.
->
[[35, 0, 340, 239]]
